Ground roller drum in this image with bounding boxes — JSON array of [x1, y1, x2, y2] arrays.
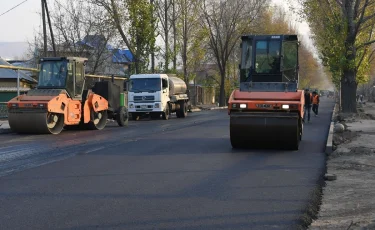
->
[[230, 112, 300, 149], [8, 111, 65, 134]]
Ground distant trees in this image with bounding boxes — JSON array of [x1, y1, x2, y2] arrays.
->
[[201, 0, 267, 106], [29, 0, 325, 106], [298, 0, 375, 112]]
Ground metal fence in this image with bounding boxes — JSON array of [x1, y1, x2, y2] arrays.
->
[[0, 102, 7, 119]]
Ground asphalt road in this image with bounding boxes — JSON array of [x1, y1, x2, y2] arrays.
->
[[0, 98, 335, 230]]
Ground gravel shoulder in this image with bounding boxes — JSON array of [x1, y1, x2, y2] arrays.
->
[[309, 102, 375, 230]]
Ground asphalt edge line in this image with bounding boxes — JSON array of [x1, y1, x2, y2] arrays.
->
[[325, 103, 337, 155], [298, 101, 336, 229]]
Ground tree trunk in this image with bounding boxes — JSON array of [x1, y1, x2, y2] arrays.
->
[[182, 2, 188, 84], [341, 71, 357, 113], [164, 0, 169, 72], [340, 0, 357, 113], [172, 0, 177, 71], [150, 0, 155, 73], [219, 70, 226, 107]]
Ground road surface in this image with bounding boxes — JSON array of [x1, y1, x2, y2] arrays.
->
[[0, 98, 335, 230]]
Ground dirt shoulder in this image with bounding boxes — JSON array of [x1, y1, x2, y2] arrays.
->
[[309, 102, 375, 230]]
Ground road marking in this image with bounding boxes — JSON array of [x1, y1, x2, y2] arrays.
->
[[84, 147, 105, 154]]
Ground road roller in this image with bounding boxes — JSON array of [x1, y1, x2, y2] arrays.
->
[[6, 57, 128, 134], [228, 34, 305, 150]]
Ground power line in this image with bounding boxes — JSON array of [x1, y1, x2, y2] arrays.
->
[[0, 0, 29, 18]]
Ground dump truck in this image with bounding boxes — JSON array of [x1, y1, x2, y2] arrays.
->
[[228, 34, 304, 150], [128, 74, 190, 120], [6, 57, 128, 134]]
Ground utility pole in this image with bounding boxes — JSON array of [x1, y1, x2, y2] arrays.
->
[[41, 0, 47, 57], [43, 0, 56, 57]]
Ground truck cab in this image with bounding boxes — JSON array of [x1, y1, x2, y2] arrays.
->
[[128, 74, 189, 120], [128, 74, 169, 119]]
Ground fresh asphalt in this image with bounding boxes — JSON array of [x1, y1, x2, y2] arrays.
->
[[0, 98, 335, 230]]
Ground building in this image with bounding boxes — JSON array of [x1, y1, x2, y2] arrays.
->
[[42, 35, 134, 77], [189, 63, 218, 105], [0, 57, 37, 102]]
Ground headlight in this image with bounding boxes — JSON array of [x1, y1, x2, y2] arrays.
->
[[282, 104, 289, 109], [240, 104, 247, 109], [129, 103, 134, 109], [154, 103, 160, 108]]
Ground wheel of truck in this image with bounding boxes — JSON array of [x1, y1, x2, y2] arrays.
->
[[299, 119, 303, 141], [162, 104, 170, 120], [116, 106, 128, 127], [179, 100, 188, 118]]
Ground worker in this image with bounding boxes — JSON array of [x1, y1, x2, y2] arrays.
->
[[312, 91, 320, 117], [303, 88, 312, 123]]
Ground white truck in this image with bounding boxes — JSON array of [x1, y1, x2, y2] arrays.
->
[[128, 74, 190, 120]]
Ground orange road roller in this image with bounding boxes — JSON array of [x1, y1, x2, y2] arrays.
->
[[7, 57, 128, 134], [228, 34, 305, 150]]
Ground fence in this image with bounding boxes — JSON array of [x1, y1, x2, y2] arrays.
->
[[0, 102, 7, 119]]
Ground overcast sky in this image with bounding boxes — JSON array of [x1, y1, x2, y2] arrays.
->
[[0, 0, 41, 42]]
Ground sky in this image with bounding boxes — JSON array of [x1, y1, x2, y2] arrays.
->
[[0, 0, 41, 42]]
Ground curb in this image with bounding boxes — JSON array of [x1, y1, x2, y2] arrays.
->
[[325, 104, 338, 155]]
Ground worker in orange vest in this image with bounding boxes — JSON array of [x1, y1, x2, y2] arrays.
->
[[312, 91, 320, 117]]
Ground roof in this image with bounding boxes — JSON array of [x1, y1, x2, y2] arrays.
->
[[0, 58, 37, 83], [112, 49, 134, 63], [76, 35, 112, 50]]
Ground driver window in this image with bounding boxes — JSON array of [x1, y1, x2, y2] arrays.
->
[[162, 78, 168, 89]]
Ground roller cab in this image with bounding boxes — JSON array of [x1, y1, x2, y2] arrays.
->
[[229, 35, 304, 150], [7, 57, 109, 134]]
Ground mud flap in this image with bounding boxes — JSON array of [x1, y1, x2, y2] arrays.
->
[[230, 111, 300, 149]]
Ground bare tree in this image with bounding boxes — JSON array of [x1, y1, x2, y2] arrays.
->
[[29, 0, 118, 76], [202, 0, 267, 106], [156, 0, 173, 72]]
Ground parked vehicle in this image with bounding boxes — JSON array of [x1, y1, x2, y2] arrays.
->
[[128, 74, 190, 120]]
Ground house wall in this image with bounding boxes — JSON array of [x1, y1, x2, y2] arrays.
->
[[0, 79, 34, 88]]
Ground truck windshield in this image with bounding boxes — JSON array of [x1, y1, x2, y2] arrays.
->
[[255, 40, 281, 74], [38, 60, 68, 88], [129, 78, 161, 92]]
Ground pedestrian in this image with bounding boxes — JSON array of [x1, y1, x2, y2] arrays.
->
[[312, 91, 320, 117], [303, 88, 312, 123]]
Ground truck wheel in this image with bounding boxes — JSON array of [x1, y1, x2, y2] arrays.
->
[[116, 106, 128, 127], [162, 104, 170, 120], [179, 101, 188, 118]]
